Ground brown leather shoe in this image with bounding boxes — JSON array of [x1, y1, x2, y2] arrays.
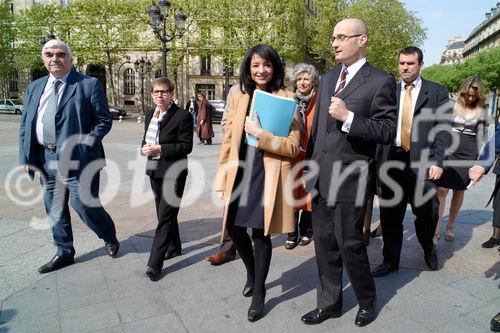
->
[[205, 250, 235, 266]]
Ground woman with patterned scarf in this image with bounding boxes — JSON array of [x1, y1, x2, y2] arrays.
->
[[285, 63, 320, 250]]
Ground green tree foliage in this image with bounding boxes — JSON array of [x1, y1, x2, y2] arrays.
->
[[0, 1, 15, 96], [306, 0, 426, 74], [421, 64, 461, 92], [14, 4, 67, 71], [422, 47, 500, 92], [66, 0, 149, 104], [181, 0, 306, 69]]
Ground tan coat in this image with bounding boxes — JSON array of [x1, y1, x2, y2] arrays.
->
[[214, 88, 301, 240]]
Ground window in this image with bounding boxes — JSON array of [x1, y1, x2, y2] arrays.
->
[[195, 84, 215, 100], [123, 68, 135, 95], [154, 69, 162, 78], [200, 56, 211, 76], [60, 0, 70, 6], [9, 71, 18, 92]]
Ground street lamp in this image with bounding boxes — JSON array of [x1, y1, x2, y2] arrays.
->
[[223, 62, 231, 100], [134, 58, 152, 115], [148, 0, 187, 78], [40, 31, 56, 45]]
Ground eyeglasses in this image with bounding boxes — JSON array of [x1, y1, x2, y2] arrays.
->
[[151, 90, 170, 95], [330, 34, 362, 44]]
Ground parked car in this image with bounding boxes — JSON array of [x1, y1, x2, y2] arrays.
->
[[208, 99, 225, 123], [108, 105, 127, 120], [0, 99, 23, 115]]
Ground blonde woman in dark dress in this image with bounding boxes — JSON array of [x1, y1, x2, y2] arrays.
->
[[435, 76, 486, 242]]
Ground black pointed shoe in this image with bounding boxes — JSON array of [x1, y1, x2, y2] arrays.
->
[[355, 308, 374, 327], [38, 255, 75, 274], [247, 292, 266, 322], [301, 307, 342, 325], [105, 238, 120, 257], [242, 281, 254, 297], [482, 237, 500, 248], [165, 250, 181, 260], [144, 267, 161, 281], [371, 263, 398, 277], [424, 249, 438, 271]]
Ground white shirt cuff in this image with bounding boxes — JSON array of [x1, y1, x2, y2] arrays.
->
[[341, 111, 354, 133]]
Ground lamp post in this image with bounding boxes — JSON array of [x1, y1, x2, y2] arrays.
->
[[148, 0, 187, 78], [134, 58, 152, 115], [223, 63, 230, 100], [40, 31, 56, 45]]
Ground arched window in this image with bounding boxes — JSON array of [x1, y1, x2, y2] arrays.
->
[[124, 68, 135, 95]]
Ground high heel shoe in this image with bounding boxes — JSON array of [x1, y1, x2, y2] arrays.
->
[[247, 291, 266, 322], [242, 280, 254, 297]]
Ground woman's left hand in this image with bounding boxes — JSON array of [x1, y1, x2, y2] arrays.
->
[[245, 112, 263, 138], [143, 143, 161, 156]]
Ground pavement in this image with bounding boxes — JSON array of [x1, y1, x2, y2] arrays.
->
[[0, 113, 499, 333]]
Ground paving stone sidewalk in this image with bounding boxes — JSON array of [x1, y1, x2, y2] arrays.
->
[[1, 115, 499, 332]]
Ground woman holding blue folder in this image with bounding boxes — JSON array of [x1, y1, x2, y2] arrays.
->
[[214, 44, 301, 322]]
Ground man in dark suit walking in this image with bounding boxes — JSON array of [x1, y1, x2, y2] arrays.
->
[[372, 47, 452, 278], [301, 18, 397, 327], [19, 39, 119, 274]]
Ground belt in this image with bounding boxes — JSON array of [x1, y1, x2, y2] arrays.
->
[[40, 144, 57, 152]]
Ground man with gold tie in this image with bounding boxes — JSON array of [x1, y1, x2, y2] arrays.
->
[[372, 46, 452, 277]]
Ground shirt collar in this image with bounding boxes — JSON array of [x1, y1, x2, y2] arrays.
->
[[48, 71, 70, 85], [400, 75, 422, 90], [342, 57, 367, 76]]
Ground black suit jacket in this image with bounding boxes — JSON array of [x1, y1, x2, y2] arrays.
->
[[306, 62, 397, 203], [395, 78, 452, 169], [142, 103, 193, 179]]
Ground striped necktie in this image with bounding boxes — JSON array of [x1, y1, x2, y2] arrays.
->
[[334, 68, 348, 95], [42, 79, 62, 146]]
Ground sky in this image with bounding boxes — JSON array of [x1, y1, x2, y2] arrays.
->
[[402, 0, 497, 66]]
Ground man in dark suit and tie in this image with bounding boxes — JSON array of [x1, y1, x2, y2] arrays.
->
[[19, 39, 119, 274], [301, 18, 397, 327], [371, 47, 452, 278]]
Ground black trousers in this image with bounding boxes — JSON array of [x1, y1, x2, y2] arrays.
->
[[229, 225, 271, 297], [287, 210, 313, 242], [312, 194, 375, 310], [147, 171, 187, 270], [492, 175, 500, 228], [379, 148, 438, 267]]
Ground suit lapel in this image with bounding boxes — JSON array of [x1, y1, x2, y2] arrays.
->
[[335, 62, 370, 100], [414, 79, 429, 114], [58, 69, 77, 112], [396, 83, 402, 107], [29, 77, 48, 124], [233, 92, 249, 151]]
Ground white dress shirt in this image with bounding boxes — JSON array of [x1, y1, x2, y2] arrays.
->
[[36, 72, 70, 145]]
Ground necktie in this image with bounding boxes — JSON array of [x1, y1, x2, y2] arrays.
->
[[42, 80, 62, 146], [334, 68, 348, 95], [400, 83, 414, 152]]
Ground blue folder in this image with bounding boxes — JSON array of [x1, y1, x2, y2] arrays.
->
[[246, 90, 297, 147]]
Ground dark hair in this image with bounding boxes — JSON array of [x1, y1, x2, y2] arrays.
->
[[151, 77, 174, 92], [197, 91, 206, 98], [239, 44, 285, 95], [399, 46, 423, 64]]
